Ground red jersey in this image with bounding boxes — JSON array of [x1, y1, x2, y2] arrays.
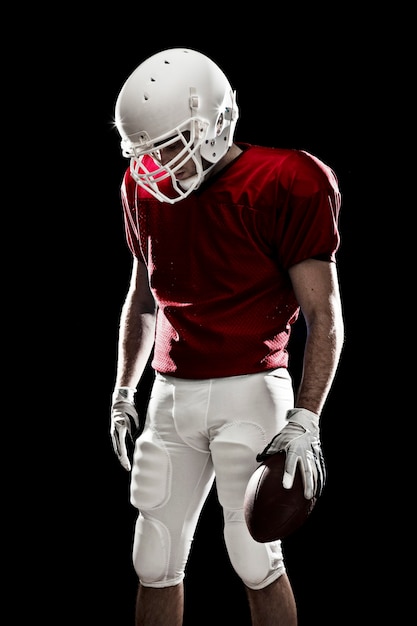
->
[[121, 143, 341, 378]]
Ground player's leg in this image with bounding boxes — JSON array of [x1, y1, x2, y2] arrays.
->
[[209, 369, 296, 624], [130, 374, 215, 625], [135, 583, 184, 626], [245, 575, 297, 626]]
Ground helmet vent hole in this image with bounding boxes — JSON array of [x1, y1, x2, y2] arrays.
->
[[143, 93, 149, 101]]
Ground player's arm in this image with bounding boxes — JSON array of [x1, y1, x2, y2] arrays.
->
[[289, 257, 344, 415], [257, 258, 344, 498], [115, 256, 157, 390], [110, 257, 157, 471]]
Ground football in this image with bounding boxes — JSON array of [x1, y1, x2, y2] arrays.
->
[[244, 451, 316, 542]]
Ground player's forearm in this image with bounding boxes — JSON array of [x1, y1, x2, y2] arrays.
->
[[295, 308, 344, 416], [114, 295, 156, 389]]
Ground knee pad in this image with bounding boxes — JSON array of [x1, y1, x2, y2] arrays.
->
[[132, 514, 184, 588], [223, 509, 286, 590]]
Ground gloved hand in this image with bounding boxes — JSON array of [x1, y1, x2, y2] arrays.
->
[[110, 387, 140, 471], [256, 408, 326, 500]]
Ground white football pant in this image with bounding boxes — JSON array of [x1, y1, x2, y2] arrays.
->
[[130, 368, 294, 590]]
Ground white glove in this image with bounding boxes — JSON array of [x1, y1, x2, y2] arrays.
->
[[110, 387, 139, 471], [256, 408, 326, 500]]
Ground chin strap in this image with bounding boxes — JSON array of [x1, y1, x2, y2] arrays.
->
[[177, 159, 217, 191], [177, 174, 199, 191]]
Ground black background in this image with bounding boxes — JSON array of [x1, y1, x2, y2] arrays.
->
[[23, 10, 391, 625]]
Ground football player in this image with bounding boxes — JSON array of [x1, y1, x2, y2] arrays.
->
[[110, 47, 344, 626]]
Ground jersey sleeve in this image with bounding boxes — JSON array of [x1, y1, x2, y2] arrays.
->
[[275, 151, 341, 269]]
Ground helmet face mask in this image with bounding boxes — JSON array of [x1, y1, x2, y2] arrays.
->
[[115, 48, 239, 204], [127, 120, 209, 202]]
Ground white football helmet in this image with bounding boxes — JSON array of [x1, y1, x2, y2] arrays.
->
[[114, 48, 239, 204]]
